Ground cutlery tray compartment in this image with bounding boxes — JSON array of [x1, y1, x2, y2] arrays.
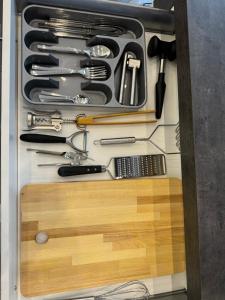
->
[[22, 5, 147, 109]]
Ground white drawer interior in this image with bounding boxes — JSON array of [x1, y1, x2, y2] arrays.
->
[[18, 31, 181, 187], [1, 1, 186, 299]]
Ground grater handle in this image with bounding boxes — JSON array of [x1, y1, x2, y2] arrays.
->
[[58, 165, 105, 177], [94, 137, 136, 145]]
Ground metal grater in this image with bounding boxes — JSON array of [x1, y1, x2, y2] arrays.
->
[[114, 154, 166, 179], [58, 154, 167, 179]]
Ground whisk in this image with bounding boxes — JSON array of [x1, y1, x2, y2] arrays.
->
[[59, 281, 151, 300]]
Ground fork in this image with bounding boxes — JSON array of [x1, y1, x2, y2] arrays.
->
[[30, 64, 108, 80]]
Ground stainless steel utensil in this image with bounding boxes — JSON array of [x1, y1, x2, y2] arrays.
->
[[175, 124, 180, 151], [58, 154, 166, 179], [49, 281, 151, 300], [119, 52, 135, 104], [37, 44, 112, 59], [26, 110, 63, 132], [39, 91, 92, 104], [27, 148, 88, 166], [127, 58, 141, 106], [37, 17, 127, 38], [30, 65, 108, 80], [48, 18, 125, 33], [51, 31, 89, 40], [94, 123, 180, 155]]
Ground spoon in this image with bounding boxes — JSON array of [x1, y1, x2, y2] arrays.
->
[[37, 44, 112, 58], [38, 91, 92, 104]]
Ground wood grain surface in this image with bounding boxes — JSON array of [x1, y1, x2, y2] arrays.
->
[[20, 178, 185, 297]]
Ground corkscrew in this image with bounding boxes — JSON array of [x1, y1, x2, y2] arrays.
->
[[25, 110, 74, 132]]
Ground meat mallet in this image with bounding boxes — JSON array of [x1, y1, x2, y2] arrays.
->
[[148, 36, 176, 119]]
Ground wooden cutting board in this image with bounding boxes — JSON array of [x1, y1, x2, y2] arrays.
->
[[21, 178, 185, 297]]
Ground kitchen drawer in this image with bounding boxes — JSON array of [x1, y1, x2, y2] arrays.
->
[[1, 1, 186, 299]]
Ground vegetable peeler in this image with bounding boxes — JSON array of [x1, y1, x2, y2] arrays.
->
[[20, 131, 88, 153]]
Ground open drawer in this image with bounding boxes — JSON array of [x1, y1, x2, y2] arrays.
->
[[1, 1, 186, 299]]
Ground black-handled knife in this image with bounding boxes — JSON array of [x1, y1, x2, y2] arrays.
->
[[58, 165, 105, 177]]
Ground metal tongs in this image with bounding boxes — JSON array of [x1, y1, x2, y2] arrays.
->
[[74, 110, 157, 127], [25, 109, 157, 131]]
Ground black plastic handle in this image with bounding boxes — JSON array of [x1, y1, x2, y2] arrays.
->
[[155, 73, 166, 119], [20, 134, 66, 144], [58, 165, 103, 177], [148, 35, 176, 61]]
